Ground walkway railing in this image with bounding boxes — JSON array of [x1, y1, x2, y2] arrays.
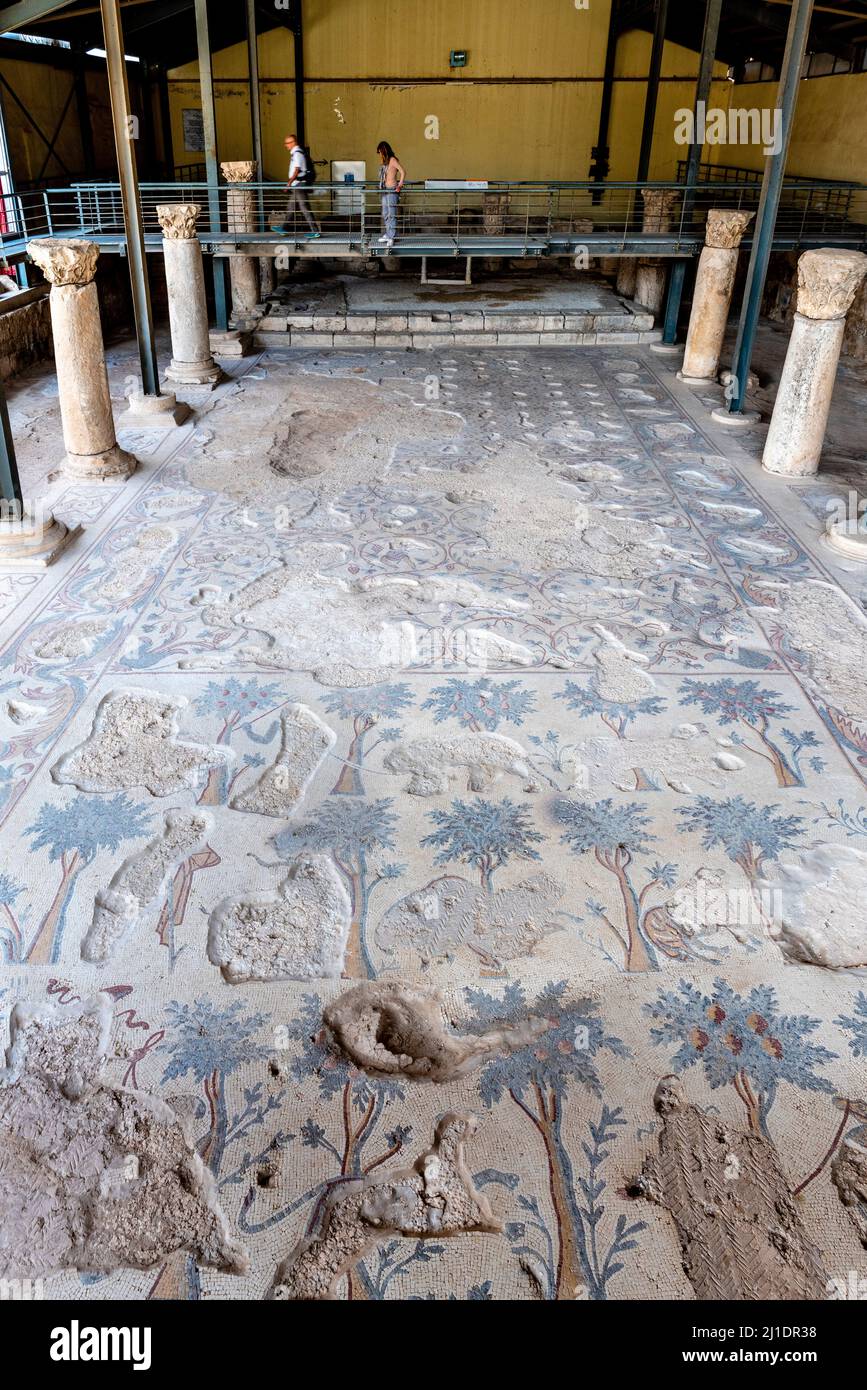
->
[[2, 178, 866, 263]]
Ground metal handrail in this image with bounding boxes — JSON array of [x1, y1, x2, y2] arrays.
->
[[2, 178, 866, 257]]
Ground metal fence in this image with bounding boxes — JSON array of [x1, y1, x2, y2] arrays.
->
[[3, 177, 867, 260]]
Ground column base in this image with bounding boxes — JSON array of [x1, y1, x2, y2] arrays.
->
[[165, 359, 223, 389], [677, 370, 716, 385], [0, 505, 81, 567], [710, 406, 762, 429], [762, 455, 818, 478], [210, 330, 252, 358], [123, 391, 192, 429], [826, 519, 867, 560], [62, 443, 138, 481], [649, 342, 682, 356]]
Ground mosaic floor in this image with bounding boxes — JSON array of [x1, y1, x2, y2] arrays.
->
[[2, 337, 867, 1301]]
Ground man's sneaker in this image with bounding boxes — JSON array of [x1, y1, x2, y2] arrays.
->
[[270, 224, 291, 236], [377, 235, 389, 244], [306, 231, 322, 239], [384, 239, 395, 248]]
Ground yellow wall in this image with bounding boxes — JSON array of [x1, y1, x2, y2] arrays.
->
[[711, 74, 867, 184], [0, 50, 155, 185], [169, 0, 615, 181], [607, 31, 731, 181]]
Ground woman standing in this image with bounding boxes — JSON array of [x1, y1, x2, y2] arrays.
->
[[376, 141, 405, 248]]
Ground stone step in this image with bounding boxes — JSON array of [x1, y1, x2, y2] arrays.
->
[[253, 306, 659, 349]]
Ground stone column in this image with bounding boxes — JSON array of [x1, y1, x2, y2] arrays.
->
[[678, 210, 754, 384], [27, 238, 136, 482], [763, 247, 867, 478], [221, 160, 261, 328], [157, 204, 222, 388], [632, 188, 680, 316]]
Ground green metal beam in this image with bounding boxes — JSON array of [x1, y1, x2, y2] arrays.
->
[[727, 0, 816, 414], [0, 376, 23, 508], [0, 0, 71, 31], [194, 0, 229, 330], [636, 0, 669, 183], [661, 0, 724, 344], [100, 0, 161, 397]]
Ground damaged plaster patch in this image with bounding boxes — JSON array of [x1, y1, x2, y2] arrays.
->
[[52, 689, 232, 796], [323, 981, 547, 1081], [208, 855, 350, 983], [758, 844, 867, 968], [572, 723, 745, 794], [82, 811, 213, 963], [561, 507, 708, 580], [230, 704, 335, 817], [33, 619, 110, 661], [767, 580, 867, 721], [589, 624, 657, 702], [270, 1111, 501, 1300], [832, 1135, 867, 1246], [383, 731, 538, 796], [200, 564, 533, 682], [184, 372, 460, 509], [374, 873, 565, 967], [0, 994, 248, 1279], [634, 1077, 828, 1301]]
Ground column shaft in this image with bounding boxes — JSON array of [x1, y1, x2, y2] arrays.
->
[[27, 238, 136, 482], [763, 248, 867, 477], [157, 204, 222, 387], [680, 210, 754, 382]]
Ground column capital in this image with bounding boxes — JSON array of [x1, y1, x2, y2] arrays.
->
[[220, 160, 257, 183], [641, 187, 679, 233], [157, 203, 201, 239], [27, 237, 99, 286], [705, 209, 754, 250], [796, 247, 867, 320]]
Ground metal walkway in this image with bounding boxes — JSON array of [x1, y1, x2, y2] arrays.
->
[[3, 178, 866, 268]]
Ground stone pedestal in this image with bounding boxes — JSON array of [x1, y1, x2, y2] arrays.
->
[[0, 500, 81, 567], [632, 188, 679, 317], [157, 203, 222, 388], [27, 238, 136, 481], [209, 330, 252, 358], [221, 161, 261, 328], [616, 258, 638, 298], [763, 248, 867, 477], [679, 210, 754, 384]]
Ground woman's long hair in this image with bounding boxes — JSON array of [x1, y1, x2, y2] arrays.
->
[[377, 141, 397, 163]]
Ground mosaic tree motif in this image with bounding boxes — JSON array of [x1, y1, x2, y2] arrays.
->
[[25, 795, 152, 964], [274, 798, 402, 978], [676, 795, 805, 888], [554, 798, 700, 972], [421, 797, 543, 890], [644, 978, 837, 1136], [240, 993, 410, 1301], [678, 678, 820, 788], [0, 872, 24, 962], [321, 683, 414, 795], [151, 996, 276, 1299], [836, 993, 867, 1057], [192, 679, 288, 804], [422, 677, 536, 733], [555, 677, 665, 740], [462, 981, 640, 1301], [155, 843, 222, 970]]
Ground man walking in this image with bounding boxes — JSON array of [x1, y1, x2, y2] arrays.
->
[[274, 134, 320, 238]]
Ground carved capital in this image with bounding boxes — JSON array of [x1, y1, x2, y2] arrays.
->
[[705, 209, 754, 250], [157, 203, 201, 239], [27, 237, 99, 287], [220, 160, 257, 183], [796, 248, 867, 320], [641, 188, 679, 234]]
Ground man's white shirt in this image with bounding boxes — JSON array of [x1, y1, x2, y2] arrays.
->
[[288, 147, 308, 180]]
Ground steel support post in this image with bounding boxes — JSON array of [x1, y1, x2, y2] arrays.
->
[[100, 0, 161, 397], [726, 0, 815, 414]]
